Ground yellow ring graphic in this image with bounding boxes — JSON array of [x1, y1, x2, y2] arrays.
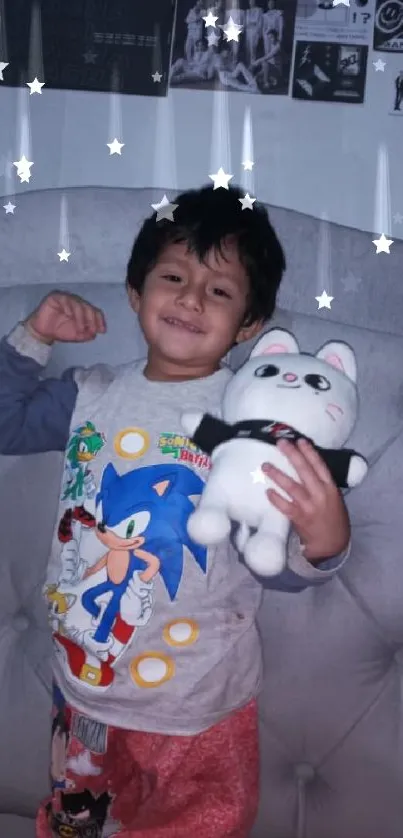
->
[[114, 427, 150, 460], [130, 652, 175, 689], [163, 618, 200, 647]]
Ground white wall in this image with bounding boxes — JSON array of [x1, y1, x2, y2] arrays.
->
[[0, 56, 401, 239]]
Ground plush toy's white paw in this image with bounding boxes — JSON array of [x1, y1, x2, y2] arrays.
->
[[181, 411, 203, 437], [346, 455, 368, 488], [244, 533, 286, 577], [187, 508, 231, 546]]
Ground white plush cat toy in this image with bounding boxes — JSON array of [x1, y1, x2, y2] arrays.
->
[[181, 328, 368, 577]]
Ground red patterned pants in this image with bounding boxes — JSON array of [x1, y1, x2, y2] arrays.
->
[[36, 684, 259, 838]]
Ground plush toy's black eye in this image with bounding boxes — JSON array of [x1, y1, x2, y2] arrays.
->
[[254, 364, 280, 378], [304, 373, 330, 391]]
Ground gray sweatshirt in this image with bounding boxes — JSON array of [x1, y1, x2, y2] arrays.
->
[[0, 324, 349, 735]]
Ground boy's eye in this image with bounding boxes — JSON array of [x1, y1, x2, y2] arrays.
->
[[213, 288, 231, 298], [162, 274, 181, 283]]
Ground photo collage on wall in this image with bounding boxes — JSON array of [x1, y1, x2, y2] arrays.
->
[[1, 0, 176, 96], [372, 0, 403, 115], [1, 0, 401, 108], [169, 0, 299, 95], [292, 0, 374, 103]]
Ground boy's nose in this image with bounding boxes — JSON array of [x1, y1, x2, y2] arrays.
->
[[177, 288, 204, 311]]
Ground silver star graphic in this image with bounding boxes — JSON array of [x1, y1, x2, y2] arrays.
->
[[341, 271, 362, 292], [0, 61, 9, 81], [26, 77, 45, 94], [207, 31, 220, 46], [83, 51, 97, 64], [221, 16, 243, 42], [332, 0, 350, 6], [3, 201, 16, 214], [152, 71, 162, 82], [373, 58, 386, 72], [209, 167, 233, 190], [203, 10, 218, 27], [107, 138, 124, 155], [242, 159, 254, 171], [151, 194, 178, 222], [57, 249, 71, 262], [250, 467, 268, 485], [372, 233, 393, 254], [315, 290, 334, 309], [239, 193, 256, 210], [393, 212, 403, 223]]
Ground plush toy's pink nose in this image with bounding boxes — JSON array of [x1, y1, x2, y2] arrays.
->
[[283, 372, 297, 382]]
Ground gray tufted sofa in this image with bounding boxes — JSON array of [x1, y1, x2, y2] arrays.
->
[[0, 187, 403, 838]]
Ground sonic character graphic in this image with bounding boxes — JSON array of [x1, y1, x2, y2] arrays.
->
[[54, 463, 207, 688], [46, 788, 114, 838], [62, 422, 105, 515]]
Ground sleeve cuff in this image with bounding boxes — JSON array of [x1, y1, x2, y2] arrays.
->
[[7, 323, 53, 367], [287, 529, 351, 581]]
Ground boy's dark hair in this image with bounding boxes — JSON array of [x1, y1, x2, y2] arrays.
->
[[126, 184, 286, 326]]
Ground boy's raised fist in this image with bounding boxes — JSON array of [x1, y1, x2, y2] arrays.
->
[[25, 291, 106, 345]]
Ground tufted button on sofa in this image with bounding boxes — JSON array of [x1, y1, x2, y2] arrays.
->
[[0, 188, 403, 838]]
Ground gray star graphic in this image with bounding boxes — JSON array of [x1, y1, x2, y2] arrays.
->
[[341, 271, 362, 292], [83, 51, 98, 64]]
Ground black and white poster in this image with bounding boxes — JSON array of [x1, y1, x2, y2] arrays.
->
[[291, 40, 368, 102], [169, 0, 298, 95], [389, 68, 403, 111], [1, 0, 176, 96], [295, 0, 375, 46], [373, 0, 403, 52]]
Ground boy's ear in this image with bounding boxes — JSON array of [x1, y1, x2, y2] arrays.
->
[[234, 318, 265, 346], [127, 285, 140, 313]]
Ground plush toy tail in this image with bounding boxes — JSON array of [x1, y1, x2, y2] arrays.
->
[[236, 521, 250, 554]]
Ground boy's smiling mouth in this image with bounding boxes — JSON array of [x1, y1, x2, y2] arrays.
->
[[162, 316, 204, 334]]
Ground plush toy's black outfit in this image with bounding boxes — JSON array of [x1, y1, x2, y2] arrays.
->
[[192, 415, 364, 489]]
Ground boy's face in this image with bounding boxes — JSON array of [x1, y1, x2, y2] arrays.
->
[[129, 240, 263, 380]]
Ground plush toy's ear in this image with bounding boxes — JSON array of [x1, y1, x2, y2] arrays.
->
[[249, 328, 300, 359], [316, 341, 357, 383]]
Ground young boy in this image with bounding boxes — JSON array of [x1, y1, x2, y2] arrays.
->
[[0, 184, 350, 838]]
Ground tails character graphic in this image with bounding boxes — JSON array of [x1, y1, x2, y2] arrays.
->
[[47, 788, 113, 838], [54, 463, 207, 689]]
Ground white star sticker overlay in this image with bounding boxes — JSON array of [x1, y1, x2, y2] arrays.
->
[[207, 31, 220, 46], [107, 138, 124, 155], [332, 0, 350, 6], [315, 290, 334, 309], [26, 77, 45, 94], [393, 212, 403, 224], [152, 71, 162, 82], [242, 159, 254, 171], [3, 201, 16, 214], [13, 155, 34, 182], [250, 467, 268, 485], [151, 194, 178, 222], [239, 193, 256, 210], [57, 249, 71, 262], [341, 271, 362, 292], [372, 233, 393, 254], [209, 167, 233, 190], [373, 58, 386, 72], [203, 10, 218, 27], [222, 16, 243, 42], [0, 61, 9, 81]]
